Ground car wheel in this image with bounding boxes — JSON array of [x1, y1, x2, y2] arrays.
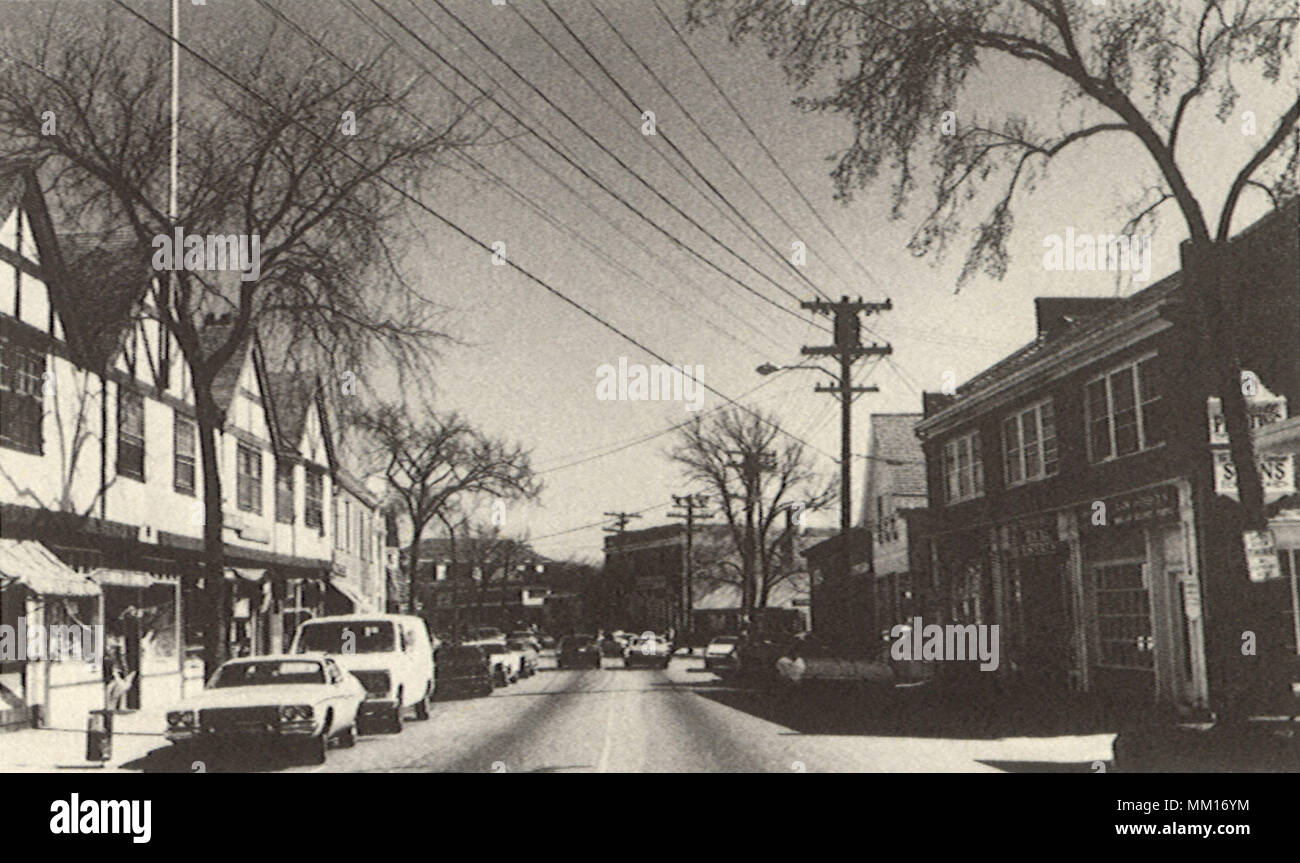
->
[[387, 690, 404, 734], [336, 723, 356, 749], [414, 686, 431, 720], [305, 734, 328, 765]]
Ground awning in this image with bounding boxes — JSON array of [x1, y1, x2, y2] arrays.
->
[[0, 539, 100, 597], [225, 567, 266, 583], [326, 578, 366, 612], [90, 569, 170, 589]]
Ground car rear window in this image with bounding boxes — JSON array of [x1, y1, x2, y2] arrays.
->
[[296, 620, 395, 654], [212, 659, 324, 688]]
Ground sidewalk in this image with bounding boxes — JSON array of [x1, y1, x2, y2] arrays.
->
[[0, 706, 171, 773]]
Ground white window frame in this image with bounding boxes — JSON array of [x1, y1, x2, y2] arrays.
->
[[1085, 352, 1162, 464], [941, 430, 984, 505], [1002, 398, 1058, 487]]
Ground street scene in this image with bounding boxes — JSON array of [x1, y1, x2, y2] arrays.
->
[[0, 0, 1298, 783]]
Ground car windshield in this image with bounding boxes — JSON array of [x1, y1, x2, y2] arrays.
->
[[712, 637, 739, 645], [438, 647, 482, 662], [481, 643, 507, 655], [297, 621, 395, 654], [506, 640, 530, 651], [211, 659, 324, 688]]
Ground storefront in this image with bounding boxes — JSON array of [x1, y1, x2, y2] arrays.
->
[[999, 512, 1074, 689], [90, 569, 183, 715], [1076, 482, 1205, 710]]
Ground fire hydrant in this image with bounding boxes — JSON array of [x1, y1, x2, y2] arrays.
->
[[86, 709, 113, 763]]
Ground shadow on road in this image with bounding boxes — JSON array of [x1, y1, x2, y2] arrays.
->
[[679, 679, 1127, 740]]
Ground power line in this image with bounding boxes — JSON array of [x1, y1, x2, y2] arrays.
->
[[407, 0, 828, 329], [543, 0, 832, 302], [648, 0, 886, 295], [109, 0, 842, 473]]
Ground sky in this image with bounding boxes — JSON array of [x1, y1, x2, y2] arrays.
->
[[70, 0, 1294, 562]]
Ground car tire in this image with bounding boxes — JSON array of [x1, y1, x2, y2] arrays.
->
[[337, 723, 357, 749], [387, 690, 404, 734], [305, 734, 328, 765], [414, 686, 431, 720]]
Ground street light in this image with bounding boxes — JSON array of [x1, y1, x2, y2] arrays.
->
[[756, 362, 832, 377]]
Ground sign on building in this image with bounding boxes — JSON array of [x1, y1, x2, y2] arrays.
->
[[1243, 530, 1282, 583], [1212, 450, 1296, 498]]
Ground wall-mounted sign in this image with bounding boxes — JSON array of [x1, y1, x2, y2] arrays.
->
[[1207, 374, 1287, 445], [1008, 514, 1060, 557], [1096, 485, 1180, 527], [1213, 451, 1296, 499], [1244, 530, 1282, 583]]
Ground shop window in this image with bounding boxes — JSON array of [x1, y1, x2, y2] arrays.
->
[[275, 459, 295, 525], [1094, 562, 1154, 670], [116, 388, 145, 480], [173, 412, 196, 495], [236, 443, 262, 514], [1085, 355, 1163, 462], [0, 337, 45, 454], [1003, 399, 1058, 486], [941, 430, 984, 504]]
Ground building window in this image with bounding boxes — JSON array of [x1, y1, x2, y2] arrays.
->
[[1003, 399, 1058, 486], [116, 388, 145, 480], [1086, 355, 1162, 462], [0, 338, 45, 454], [275, 459, 295, 525], [941, 430, 984, 504], [173, 412, 196, 495], [236, 444, 262, 514], [305, 469, 324, 532], [1094, 562, 1154, 670]]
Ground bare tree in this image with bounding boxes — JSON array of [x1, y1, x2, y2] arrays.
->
[[0, 4, 484, 672], [355, 402, 541, 612], [692, 0, 1298, 711], [669, 406, 834, 623]]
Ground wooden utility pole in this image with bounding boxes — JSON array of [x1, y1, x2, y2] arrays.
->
[[602, 512, 641, 630], [669, 493, 713, 636], [801, 296, 892, 637], [726, 450, 776, 629]]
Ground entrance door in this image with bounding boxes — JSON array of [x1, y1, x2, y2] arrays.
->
[[1016, 553, 1071, 689]]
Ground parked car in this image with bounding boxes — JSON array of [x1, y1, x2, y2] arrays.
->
[[291, 613, 436, 733], [465, 638, 522, 686], [506, 637, 540, 677], [538, 634, 557, 650], [557, 634, 602, 669], [508, 631, 542, 653], [625, 634, 672, 669], [165, 653, 364, 764], [433, 645, 495, 699], [773, 632, 895, 688], [703, 636, 740, 674], [600, 633, 628, 659]]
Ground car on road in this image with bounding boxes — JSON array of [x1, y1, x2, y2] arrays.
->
[[292, 613, 435, 733], [433, 645, 495, 699], [703, 636, 740, 674], [625, 633, 672, 669], [557, 634, 602, 669], [506, 637, 540, 677], [772, 632, 895, 688], [508, 631, 542, 653], [600, 633, 629, 659], [165, 653, 364, 764], [465, 638, 522, 686]]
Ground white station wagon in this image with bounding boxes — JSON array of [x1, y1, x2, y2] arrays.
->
[[165, 653, 366, 764]]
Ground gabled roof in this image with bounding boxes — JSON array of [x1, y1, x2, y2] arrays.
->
[[264, 371, 318, 455], [199, 319, 253, 414]]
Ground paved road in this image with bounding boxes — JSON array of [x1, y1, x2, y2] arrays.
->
[[128, 652, 1114, 773]]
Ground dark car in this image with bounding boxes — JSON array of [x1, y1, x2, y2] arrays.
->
[[557, 634, 601, 669], [433, 645, 494, 699]]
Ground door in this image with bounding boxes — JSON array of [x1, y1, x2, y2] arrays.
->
[[1015, 553, 1072, 689]]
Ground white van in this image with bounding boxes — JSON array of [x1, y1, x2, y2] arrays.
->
[[291, 614, 435, 733]]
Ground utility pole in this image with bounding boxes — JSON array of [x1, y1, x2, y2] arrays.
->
[[669, 494, 713, 637], [801, 296, 892, 639], [603, 512, 641, 631], [726, 450, 776, 630]]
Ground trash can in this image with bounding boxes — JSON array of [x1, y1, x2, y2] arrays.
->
[[86, 709, 113, 763]]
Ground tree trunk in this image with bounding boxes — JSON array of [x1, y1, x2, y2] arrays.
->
[[405, 521, 425, 616], [195, 389, 228, 680]]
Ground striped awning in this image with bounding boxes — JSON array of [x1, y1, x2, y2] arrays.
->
[[0, 539, 100, 597], [327, 577, 366, 611]]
